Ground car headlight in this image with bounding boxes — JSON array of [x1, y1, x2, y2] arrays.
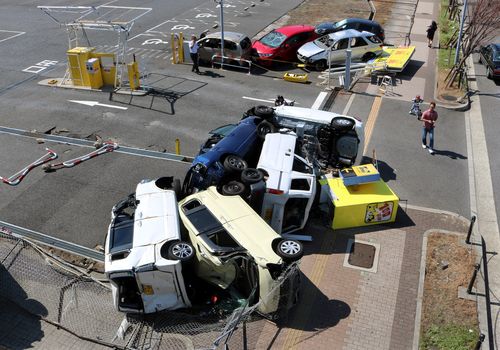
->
[[193, 163, 207, 174]]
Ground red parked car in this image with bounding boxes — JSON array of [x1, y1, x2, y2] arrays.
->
[[252, 25, 318, 65]]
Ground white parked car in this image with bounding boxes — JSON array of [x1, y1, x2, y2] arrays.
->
[[104, 177, 194, 314], [257, 133, 317, 235], [297, 29, 383, 70]]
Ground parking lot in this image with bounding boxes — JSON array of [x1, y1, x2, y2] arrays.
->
[[0, 0, 486, 349]]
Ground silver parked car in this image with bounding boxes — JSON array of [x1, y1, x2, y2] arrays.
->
[[297, 29, 383, 70], [197, 31, 252, 65]]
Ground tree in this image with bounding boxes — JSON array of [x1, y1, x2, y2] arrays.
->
[[445, 0, 500, 88]]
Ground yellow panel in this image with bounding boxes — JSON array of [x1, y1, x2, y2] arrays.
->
[[329, 178, 399, 229], [67, 47, 95, 86], [93, 52, 116, 87], [372, 46, 415, 72], [86, 58, 103, 89]]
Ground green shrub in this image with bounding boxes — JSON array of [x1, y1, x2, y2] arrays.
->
[[421, 324, 478, 350]]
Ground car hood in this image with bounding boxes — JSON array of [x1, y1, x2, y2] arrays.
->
[[297, 42, 324, 58], [252, 40, 276, 54]]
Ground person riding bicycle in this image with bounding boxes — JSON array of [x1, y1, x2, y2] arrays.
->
[[409, 95, 423, 118]]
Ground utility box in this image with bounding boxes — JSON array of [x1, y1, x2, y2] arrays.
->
[[94, 53, 116, 87], [86, 58, 103, 89], [326, 177, 399, 230], [67, 47, 95, 86]]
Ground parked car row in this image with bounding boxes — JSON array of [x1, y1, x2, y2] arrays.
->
[[104, 105, 364, 319], [194, 18, 385, 70]]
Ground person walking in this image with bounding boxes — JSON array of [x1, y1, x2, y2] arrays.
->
[[421, 101, 438, 154], [189, 35, 200, 74], [426, 21, 438, 48]]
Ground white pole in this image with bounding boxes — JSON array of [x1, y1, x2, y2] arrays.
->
[[217, 0, 225, 68], [454, 0, 468, 65], [345, 40, 352, 91], [327, 48, 332, 89]]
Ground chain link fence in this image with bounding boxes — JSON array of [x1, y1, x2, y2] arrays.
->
[[0, 233, 300, 349]]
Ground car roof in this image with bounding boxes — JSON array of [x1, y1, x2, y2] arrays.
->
[[274, 105, 359, 125], [341, 17, 382, 26], [204, 31, 248, 42], [328, 29, 374, 40], [274, 25, 315, 36]]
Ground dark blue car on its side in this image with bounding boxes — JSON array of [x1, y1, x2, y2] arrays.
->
[[183, 112, 275, 196]]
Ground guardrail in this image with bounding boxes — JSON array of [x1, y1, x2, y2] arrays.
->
[[210, 54, 252, 74]]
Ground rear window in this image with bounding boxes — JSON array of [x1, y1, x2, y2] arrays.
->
[[367, 35, 382, 44], [260, 30, 287, 48]]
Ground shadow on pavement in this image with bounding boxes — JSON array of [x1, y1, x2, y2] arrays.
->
[[433, 149, 467, 159], [277, 271, 350, 331], [0, 265, 47, 349], [398, 60, 425, 81]]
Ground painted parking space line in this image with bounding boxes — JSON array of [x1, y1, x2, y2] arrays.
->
[[311, 91, 327, 109], [242, 96, 275, 104], [0, 30, 25, 43]]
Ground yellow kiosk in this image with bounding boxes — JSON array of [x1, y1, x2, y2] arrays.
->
[[323, 164, 399, 229]]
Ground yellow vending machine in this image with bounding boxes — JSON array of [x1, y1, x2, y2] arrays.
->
[[67, 47, 95, 86], [86, 58, 103, 89]]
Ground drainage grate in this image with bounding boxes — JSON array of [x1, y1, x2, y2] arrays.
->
[[348, 242, 376, 269]]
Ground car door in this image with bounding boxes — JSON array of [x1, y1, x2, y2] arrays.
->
[[329, 38, 349, 63], [281, 32, 312, 61], [351, 37, 369, 61], [198, 38, 219, 61]]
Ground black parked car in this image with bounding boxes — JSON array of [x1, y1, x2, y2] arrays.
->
[[479, 44, 500, 80], [315, 18, 385, 42]]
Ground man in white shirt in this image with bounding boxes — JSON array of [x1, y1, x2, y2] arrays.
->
[[189, 35, 200, 74]]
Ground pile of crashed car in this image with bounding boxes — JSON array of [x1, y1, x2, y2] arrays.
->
[[104, 102, 364, 320], [195, 17, 385, 70]]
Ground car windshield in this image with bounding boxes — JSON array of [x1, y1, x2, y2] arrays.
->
[[110, 221, 134, 253], [315, 35, 334, 48], [209, 124, 236, 137], [259, 30, 287, 48]]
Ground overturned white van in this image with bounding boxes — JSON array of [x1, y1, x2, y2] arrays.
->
[[104, 177, 194, 314], [257, 133, 317, 235]]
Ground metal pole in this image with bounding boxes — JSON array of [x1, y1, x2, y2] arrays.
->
[[465, 215, 476, 244], [454, 0, 468, 65], [473, 334, 485, 350], [467, 263, 480, 294], [327, 48, 332, 89], [217, 0, 225, 68], [345, 40, 352, 91]]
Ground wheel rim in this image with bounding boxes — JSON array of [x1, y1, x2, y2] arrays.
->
[[229, 157, 244, 169], [259, 124, 271, 134], [227, 183, 242, 193], [246, 169, 260, 180], [280, 241, 301, 255], [172, 243, 192, 259]]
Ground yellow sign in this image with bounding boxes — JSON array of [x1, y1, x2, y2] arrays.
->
[[365, 202, 394, 223], [373, 46, 415, 72]]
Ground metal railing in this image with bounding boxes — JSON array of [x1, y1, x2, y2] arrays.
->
[[210, 54, 252, 74]]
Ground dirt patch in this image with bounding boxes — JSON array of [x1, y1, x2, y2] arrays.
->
[[284, 0, 394, 27], [436, 69, 466, 102], [421, 232, 478, 343]]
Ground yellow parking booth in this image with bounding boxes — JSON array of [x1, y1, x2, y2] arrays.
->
[[326, 166, 399, 229], [127, 61, 140, 90], [67, 47, 95, 86], [86, 58, 103, 89]]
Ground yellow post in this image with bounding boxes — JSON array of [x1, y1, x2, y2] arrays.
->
[[175, 138, 181, 155], [171, 33, 177, 64], [178, 32, 184, 63], [127, 61, 140, 90]]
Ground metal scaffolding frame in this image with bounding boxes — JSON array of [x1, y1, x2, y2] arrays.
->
[[38, 5, 152, 89]]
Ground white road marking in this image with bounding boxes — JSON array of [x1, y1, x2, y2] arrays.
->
[[242, 96, 275, 104], [0, 30, 25, 43], [311, 91, 327, 110], [68, 100, 128, 110]]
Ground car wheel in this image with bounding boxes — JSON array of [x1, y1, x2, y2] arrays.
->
[[276, 239, 303, 261], [314, 60, 327, 71], [223, 155, 248, 172], [362, 52, 376, 62], [221, 181, 246, 196], [241, 168, 263, 184], [168, 241, 194, 262], [487, 66, 493, 79], [254, 105, 275, 118], [331, 117, 355, 131], [257, 120, 276, 139]]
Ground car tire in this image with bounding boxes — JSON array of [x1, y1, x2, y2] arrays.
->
[[254, 105, 275, 118], [276, 239, 303, 261], [223, 155, 248, 172], [314, 60, 327, 71], [331, 117, 355, 131], [168, 241, 194, 262], [257, 120, 276, 139], [362, 52, 376, 62], [221, 181, 246, 196], [241, 168, 263, 184]]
